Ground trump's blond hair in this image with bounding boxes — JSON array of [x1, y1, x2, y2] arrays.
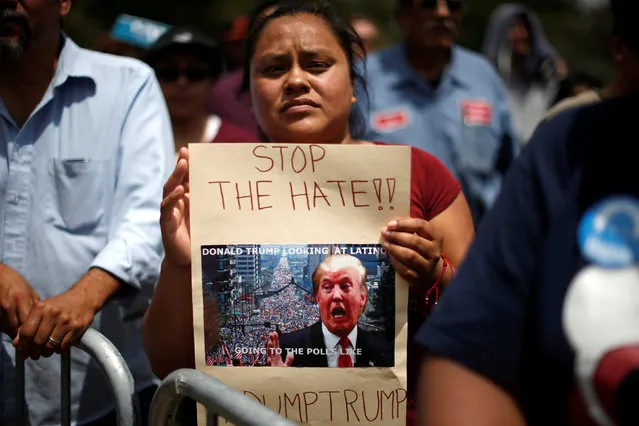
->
[[311, 254, 368, 297]]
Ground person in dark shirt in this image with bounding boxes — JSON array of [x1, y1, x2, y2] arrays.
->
[[415, 11, 639, 422]]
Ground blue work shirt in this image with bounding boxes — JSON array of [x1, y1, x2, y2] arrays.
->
[[416, 94, 639, 425], [0, 36, 174, 425], [358, 43, 519, 223]]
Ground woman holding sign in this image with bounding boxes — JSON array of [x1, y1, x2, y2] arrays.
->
[[142, 1, 474, 424]]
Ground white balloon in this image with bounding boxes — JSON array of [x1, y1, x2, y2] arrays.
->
[[563, 266, 639, 426]]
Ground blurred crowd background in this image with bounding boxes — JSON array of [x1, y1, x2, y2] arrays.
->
[[64, 0, 616, 82]]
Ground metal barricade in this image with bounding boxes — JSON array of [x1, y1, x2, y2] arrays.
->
[[149, 369, 297, 426], [15, 327, 139, 426]]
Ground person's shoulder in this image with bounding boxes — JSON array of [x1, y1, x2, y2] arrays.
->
[[543, 90, 602, 122], [216, 119, 260, 143], [372, 142, 455, 177], [523, 95, 628, 175], [535, 93, 630, 142], [71, 43, 156, 89], [454, 46, 500, 78], [565, 93, 639, 148], [408, 145, 458, 181], [362, 43, 402, 74], [78, 46, 154, 76]]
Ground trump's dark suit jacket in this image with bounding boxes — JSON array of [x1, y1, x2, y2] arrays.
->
[[278, 321, 393, 367]]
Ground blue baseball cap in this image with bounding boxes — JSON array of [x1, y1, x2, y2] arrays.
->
[[110, 14, 172, 49]]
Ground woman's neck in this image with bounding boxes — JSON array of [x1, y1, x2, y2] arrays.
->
[[172, 114, 210, 152]]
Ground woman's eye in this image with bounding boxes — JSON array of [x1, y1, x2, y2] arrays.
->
[[308, 62, 328, 70], [263, 66, 284, 74]]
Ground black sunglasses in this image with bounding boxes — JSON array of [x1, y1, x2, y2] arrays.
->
[[154, 67, 213, 82], [421, 0, 463, 12]]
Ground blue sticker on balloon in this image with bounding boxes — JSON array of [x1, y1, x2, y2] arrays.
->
[[578, 196, 639, 268]]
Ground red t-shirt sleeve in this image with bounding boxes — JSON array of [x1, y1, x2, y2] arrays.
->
[[409, 146, 462, 220], [213, 120, 260, 143]]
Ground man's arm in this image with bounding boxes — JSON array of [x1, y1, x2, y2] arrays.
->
[[13, 268, 120, 357], [13, 67, 175, 359], [89, 67, 174, 298]]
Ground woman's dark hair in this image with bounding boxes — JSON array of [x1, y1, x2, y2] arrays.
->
[[239, 0, 369, 140]]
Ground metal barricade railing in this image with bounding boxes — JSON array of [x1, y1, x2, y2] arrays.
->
[[149, 368, 297, 426], [15, 328, 140, 426]]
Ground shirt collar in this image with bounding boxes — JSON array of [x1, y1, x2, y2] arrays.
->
[[52, 33, 96, 88], [388, 43, 470, 90], [321, 323, 358, 349]]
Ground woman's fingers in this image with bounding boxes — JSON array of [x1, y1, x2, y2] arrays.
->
[[160, 185, 185, 210], [389, 256, 420, 284], [385, 218, 440, 241], [382, 228, 440, 262], [383, 240, 430, 278], [160, 186, 186, 234], [163, 158, 189, 198]]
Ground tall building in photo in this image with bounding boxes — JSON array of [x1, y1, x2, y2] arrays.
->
[[201, 250, 237, 316], [303, 246, 330, 291], [235, 244, 262, 294], [342, 243, 384, 279]]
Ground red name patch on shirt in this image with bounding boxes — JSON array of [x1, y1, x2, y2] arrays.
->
[[461, 100, 492, 126], [372, 109, 411, 133]]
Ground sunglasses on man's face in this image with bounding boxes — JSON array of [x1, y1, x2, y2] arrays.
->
[[154, 67, 213, 83], [421, 0, 463, 12]]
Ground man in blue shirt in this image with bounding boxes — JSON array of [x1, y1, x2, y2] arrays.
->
[[415, 4, 639, 425], [0, 0, 174, 424], [358, 0, 518, 224]]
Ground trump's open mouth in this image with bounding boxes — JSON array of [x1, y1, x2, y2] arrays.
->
[[331, 307, 346, 318]]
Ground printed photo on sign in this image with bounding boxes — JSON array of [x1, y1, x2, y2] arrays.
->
[[201, 243, 395, 368]]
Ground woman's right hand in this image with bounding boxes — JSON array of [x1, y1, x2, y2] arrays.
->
[[160, 148, 191, 266]]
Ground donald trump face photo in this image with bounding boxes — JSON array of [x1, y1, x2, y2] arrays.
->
[[313, 254, 368, 337], [266, 252, 393, 368]]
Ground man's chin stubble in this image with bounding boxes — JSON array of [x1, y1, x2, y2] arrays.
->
[[0, 38, 27, 60]]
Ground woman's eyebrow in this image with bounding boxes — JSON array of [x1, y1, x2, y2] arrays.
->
[[255, 52, 289, 63]]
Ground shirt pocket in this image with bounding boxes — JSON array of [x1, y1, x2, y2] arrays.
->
[[46, 158, 111, 233], [455, 124, 500, 174]]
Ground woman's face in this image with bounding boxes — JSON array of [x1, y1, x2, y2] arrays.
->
[[154, 51, 214, 121], [249, 13, 357, 144]]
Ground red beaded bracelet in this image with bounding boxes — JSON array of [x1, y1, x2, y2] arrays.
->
[[425, 255, 451, 306]]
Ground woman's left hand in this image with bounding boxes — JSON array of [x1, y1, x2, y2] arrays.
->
[[381, 217, 443, 291]]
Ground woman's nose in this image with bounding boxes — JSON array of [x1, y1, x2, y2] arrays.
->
[[284, 67, 310, 94]]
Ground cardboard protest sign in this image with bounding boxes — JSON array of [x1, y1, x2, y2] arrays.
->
[[189, 143, 411, 425]]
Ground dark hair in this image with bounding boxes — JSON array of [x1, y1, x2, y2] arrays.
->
[[247, 0, 295, 32], [240, 0, 369, 140], [611, 0, 639, 51]]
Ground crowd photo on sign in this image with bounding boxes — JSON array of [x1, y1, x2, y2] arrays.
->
[[1, 0, 639, 425], [200, 244, 395, 368]]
